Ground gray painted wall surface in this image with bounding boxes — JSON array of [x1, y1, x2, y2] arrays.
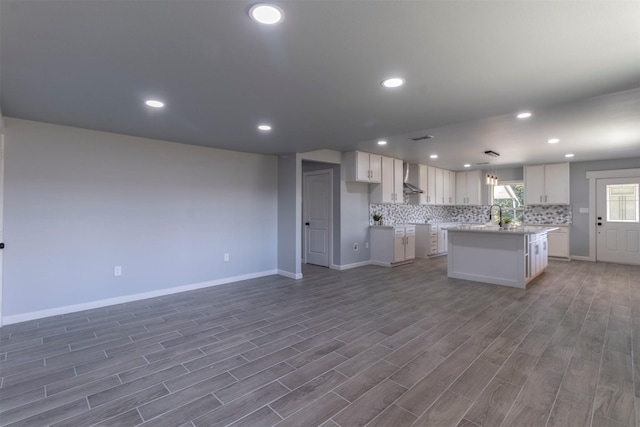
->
[[277, 154, 301, 275], [3, 118, 278, 316], [340, 159, 371, 265], [302, 161, 341, 265], [569, 157, 640, 257]]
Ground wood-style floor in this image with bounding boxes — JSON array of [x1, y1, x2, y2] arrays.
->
[[0, 258, 638, 427]]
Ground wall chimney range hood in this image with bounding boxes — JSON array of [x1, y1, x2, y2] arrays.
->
[[403, 163, 424, 194]]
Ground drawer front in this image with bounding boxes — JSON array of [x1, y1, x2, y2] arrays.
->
[[394, 227, 405, 237]]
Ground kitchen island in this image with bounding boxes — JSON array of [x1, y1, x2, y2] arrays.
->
[[445, 225, 559, 289]]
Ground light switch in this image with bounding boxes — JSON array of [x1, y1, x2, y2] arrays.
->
[[579, 208, 588, 214]]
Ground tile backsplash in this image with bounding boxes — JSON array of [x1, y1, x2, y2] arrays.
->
[[370, 202, 572, 225], [523, 205, 573, 225], [369, 203, 491, 225]]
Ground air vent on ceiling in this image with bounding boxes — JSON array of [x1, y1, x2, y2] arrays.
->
[[484, 150, 500, 157], [476, 162, 490, 165], [410, 135, 434, 141]]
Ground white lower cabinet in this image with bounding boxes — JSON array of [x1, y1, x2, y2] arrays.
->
[[547, 226, 570, 258], [371, 225, 416, 266], [527, 232, 549, 281], [415, 223, 450, 258]]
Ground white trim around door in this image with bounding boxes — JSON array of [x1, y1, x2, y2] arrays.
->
[[302, 169, 333, 268], [586, 168, 640, 262]]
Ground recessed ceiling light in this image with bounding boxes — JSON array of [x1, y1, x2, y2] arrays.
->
[[430, 154, 438, 159], [381, 77, 404, 88], [377, 140, 387, 145], [516, 112, 532, 119], [258, 124, 272, 131], [464, 164, 471, 168], [145, 99, 164, 108], [548, 138, 560, 144], [565, 153, 574, 158], [249, 4, 284, 25]]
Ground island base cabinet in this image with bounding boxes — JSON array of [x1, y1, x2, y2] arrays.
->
[[447, 230, 550, 289], [527, 233, 549, 281]]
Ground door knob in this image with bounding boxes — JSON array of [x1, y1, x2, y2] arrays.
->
[[305, 222, 310, 226], [597, 222, 602, 226], [0, 243, 4, 249]]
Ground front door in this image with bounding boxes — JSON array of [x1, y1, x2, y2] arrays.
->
[[303, 170, 331, 267], [596, 177, 640, 265]]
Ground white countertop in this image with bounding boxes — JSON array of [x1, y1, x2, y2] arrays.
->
[[443, 224, 559, 234]]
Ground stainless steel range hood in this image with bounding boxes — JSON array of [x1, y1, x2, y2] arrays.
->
[[403, 163, 424, 194]]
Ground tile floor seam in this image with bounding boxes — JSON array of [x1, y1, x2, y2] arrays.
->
[[588, 267, 614, 427], [542, 266, 592, 427]]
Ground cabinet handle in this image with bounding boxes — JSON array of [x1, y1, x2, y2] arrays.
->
[[545, 195, 548, 202], [540, 195, 543, 203]]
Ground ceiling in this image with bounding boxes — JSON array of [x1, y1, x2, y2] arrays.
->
[[1, 0, 639, 171]]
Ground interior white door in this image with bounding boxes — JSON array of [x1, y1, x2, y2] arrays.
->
[[303, 170, 331, 267], [596, 177, 640, 265]]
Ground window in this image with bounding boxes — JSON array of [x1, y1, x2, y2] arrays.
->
[[491, 181, 525, 224], [606, 183, 639, 222]]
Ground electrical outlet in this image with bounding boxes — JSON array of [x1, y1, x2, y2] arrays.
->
[[224, 253, 229, 262], [365, 241, 369, 249], [114, 266, 122, 276], [353, 243, 359, 251]]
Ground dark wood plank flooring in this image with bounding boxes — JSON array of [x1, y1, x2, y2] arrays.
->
[[0, 258, 637, 426]]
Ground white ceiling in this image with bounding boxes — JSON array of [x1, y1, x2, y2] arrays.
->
[[1, 0, 639, 170]]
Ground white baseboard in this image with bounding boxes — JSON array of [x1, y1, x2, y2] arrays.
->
[[2, 269, 279, 326], [278, 270, 303, 279], [571, 255, 593, 262], [331, 261, 372, 270]]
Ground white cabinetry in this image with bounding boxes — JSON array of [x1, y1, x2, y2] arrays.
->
[[370, 157, 403, 204], [409, 165, 456, 206], [524, 163, 570, 205], [437, 225, 448, 253], [527, 232, 549, 280], [416, 223, 450, 257], [409, 164, 436, 205], [547, 226, 570, 258], [455, 170, 482, 205], [442, 171, 456, 205], [344, 151, 382, 183], [371, 225, 416, 266]]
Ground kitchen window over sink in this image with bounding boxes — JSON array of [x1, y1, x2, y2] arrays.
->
[[491, 181, 525, 224]]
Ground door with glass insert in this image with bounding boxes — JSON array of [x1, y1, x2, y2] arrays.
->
[[596, 177, 640, 265]]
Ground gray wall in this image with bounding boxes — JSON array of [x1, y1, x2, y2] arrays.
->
[[570, 157, 640, 257], [340, 158, 372, 265], [302, 161, 341, 265], [277, 154, 301, 276], [3, 118, 278, 317]]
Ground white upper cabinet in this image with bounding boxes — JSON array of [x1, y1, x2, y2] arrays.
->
[[455, 170, 482, 205], [409, 164, 455, 205], [449, 170, 457, 205], [345, 151, 382, 183], [371, 156, 404, 204], [409, 164, 436, 205], [524, 162, 570, 205]]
